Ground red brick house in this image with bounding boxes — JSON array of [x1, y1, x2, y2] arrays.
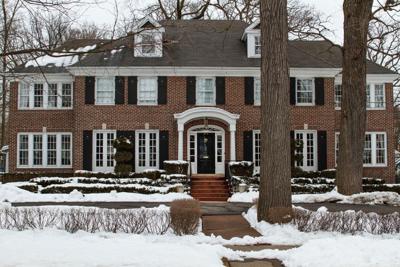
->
[[8, 18, 399, 182]]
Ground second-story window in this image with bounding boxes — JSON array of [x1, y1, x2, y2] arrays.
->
[[95, 77, 115, 105], [254, 77, 261, 106], [296, 78, 314, 105], [367, 84, 385, 109], [138, 77, 158, 105], [19, 81, 73, 109], [334, 84, 342, 109], [196, 77, 215, 105]]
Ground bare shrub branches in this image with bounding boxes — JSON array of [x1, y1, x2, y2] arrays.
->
[[170, 199, 201, 235], [293, 208, 400, 235], [0, 206, 171, 235]]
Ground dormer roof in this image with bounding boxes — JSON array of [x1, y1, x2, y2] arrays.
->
[[242, 20, 260, 40], [134, 16, 165, 33]]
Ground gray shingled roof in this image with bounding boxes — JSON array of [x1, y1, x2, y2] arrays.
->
[[14, 20, 396, 75]]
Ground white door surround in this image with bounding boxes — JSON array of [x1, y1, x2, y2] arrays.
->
[[188, 125, 225, 175], [174, 107, 240, 165]]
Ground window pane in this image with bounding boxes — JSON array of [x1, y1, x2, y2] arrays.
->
[[47, 135, 57, 166], [48, 83, 58, 108], [254, 78, 261, 105], [189, 135, 196, 162], [254, 36, 261, 55], [96, 78, 114, 104], [254, 132, 261, 167], [334, 84, 342, 108], [217, 135, 223, 163], [106, 133, 115, 167], [296, 79, 313, 104], [19, 135, 29, 165], [363, 134, 372, 164], [376, 134, 386, 164], [138, 78, 157, 104], [374, 84, 385, 108], [62, 83, 72, 108], [141, 34, 156, 54], [19, 83, 30, 108], [366, 85, 371, 108], [61, 134, 71, 166], [197, 78, 215, 105], [149, 133, 157, 167], [295, 133, 304, 167], [138, 133, 146, 167], [96, 133, 104, 167], [34, 84, 44, 108], [33, 135, 43, 165]]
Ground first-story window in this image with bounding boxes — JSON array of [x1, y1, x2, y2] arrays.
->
[[93, 130, 116, 172], [253, 130, 261, 169], [254, 78, 261, 106], [17, 133, 72, 168], [135, 130, 159, 172], [334, 84, 342, 109], [335, 132, 387, 167], [95, 77, 115, 105], [138, 77, 158, 105], [196, 77, 215, 105], [19, 81, 73, 109], [296, 78, 314, 105]]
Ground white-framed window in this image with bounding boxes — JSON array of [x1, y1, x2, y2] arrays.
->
[[18, 81, 73, 109], [335, 132, 387, 167], [253, 130, 261, 170], [196, 77, 216, 105], [254, 77, 261, 106], [254, 35, 261, 55], [296, 78, 314, 105], [135, 130, 159, 172], [294, 130, 317, 171], [141, 34, 156, 55], [95, 77, 115, 105], [134, 31, 163, 58], [138, 77, 158, 105], [367, 84, 386, 109], [334, 84, 342, 109], [17, 133, 72, 168], [93, 130, 116, 172]]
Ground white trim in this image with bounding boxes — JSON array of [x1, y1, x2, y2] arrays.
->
[[135, 130, 160, 173], [335, 74, 398, 84], [95, 77, 115, 105], [187, 125, 225, 175], [92, 130, 117, 173], [67, 66, 342, 78], [17, 132, 73, 169]]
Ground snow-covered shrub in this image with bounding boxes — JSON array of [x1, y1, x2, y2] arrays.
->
[[141, 169, 165, 180], [292, 207, 400, 235], [30, 177, 73, 187], [0, 206, 171, 235], [113, 137, 134, 176], [15, 183, 39, 193], [229, 161, 254, 177], [170, 199, 201, 235], [163, 160, 188, 175]]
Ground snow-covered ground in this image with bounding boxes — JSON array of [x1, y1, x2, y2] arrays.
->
[[0, 184, 191, 203], [229, 190, 400, 206]]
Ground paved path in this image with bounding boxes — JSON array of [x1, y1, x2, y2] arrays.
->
[[11, 201, 400, 215]]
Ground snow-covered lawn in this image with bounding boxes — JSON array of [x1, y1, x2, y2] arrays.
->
[[0, 184, 191, 203], [229, 190, 400, 206]]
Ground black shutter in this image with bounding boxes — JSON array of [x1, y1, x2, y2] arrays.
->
[[186, 77, 196, 105], [83, 130, 93, 171], [115, 76, 125, 105], [216, 77, 225, 105], [243, 131, 253, 162], [290, 77, 296, 105], [159, 131, 169, 169], [290, 130, 295, 167], [315, 78, 325, 105], [317, 131, 327, 171], [244, 77, 254, 105], [158, 76, 167, 105], [85, 77, 95, 105], [117, 131, 135, 172], [128, 76, 137, 105]]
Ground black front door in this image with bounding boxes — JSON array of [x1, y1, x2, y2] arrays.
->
[[197, 133, 215, 174]]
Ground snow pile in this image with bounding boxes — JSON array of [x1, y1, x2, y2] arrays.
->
[[0, 184, 191, 203], [343, 191, 400, 205], [25, 45, 97, 68]]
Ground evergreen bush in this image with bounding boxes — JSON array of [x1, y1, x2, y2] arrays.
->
[[113, 137, 134, 176]]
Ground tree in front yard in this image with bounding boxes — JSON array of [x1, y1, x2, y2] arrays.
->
[[113, 137, 133, 176], [257, 0, 293, 223], [336, 0, 374, 195]]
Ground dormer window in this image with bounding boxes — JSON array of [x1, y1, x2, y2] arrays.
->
[[134, 16, 165, 58], [242, 20, 261, 58], [254, 35, 261, 55]]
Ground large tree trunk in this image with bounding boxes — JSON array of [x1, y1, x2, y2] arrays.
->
[[336, 0, 373, 195], [257, 0, 292, 223]]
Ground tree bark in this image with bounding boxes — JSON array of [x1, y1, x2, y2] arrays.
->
[[336, 0, 373, 195], [257, 0, 292, 223]]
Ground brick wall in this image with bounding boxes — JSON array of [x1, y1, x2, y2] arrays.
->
[[7, 77, 396, 182]]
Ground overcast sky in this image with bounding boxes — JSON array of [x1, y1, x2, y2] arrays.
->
[[80, 0, 345, 42]]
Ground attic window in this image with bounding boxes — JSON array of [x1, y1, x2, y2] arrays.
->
[[141, 34, 156, 55], [254, 35, 261, 55]]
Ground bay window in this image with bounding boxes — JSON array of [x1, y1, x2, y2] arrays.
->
[[18, 81, 73, 109], [95, 77, 115, 105], [138, 77, 158, 105], [196, 77, 215, 105], [17, 133, 72, 168]]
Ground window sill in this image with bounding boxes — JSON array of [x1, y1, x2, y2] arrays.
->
[[137, 103, 158, 106], [295, 103, 315, 107], [18, 108, 73, 111], [367, 108, 386, 111], [94, 103, 116, 106], [17, 166, 72, 169], [363, 164, 388, 168]]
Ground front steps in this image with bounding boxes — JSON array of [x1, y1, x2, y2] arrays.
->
[[191, 174, 230, 201]]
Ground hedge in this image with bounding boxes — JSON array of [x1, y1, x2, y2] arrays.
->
[[40, 184, 178, 194]]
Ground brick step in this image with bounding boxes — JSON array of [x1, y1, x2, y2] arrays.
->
[[191, 181, 227, 186], [191, 189, 230, 193], [194, 197, 230, 201], [191, 193, 230, 198], [191, 176, 225, 180]]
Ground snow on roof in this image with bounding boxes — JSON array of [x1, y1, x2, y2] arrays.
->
[[25, 44, 97, 68]]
